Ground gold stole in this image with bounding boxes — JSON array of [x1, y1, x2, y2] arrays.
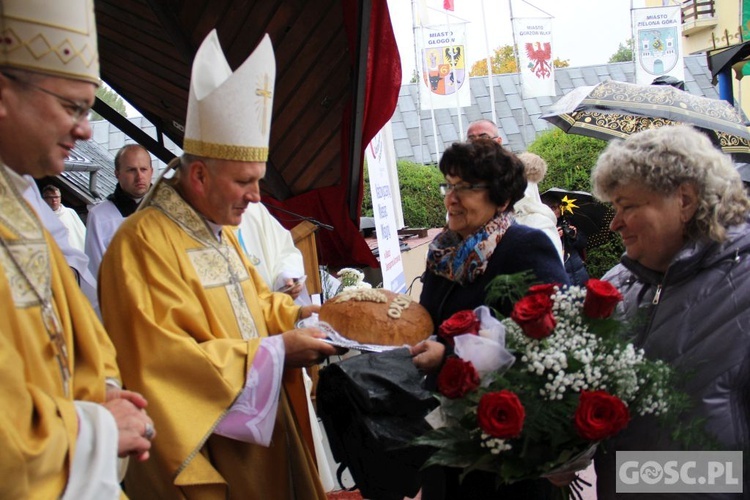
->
[[0, 167, 71, 395], [0, 168, 50, 306]]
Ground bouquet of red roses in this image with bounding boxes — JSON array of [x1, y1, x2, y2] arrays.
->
[[416, 279, 687, 486]]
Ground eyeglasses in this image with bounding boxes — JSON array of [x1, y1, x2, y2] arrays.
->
[[467, 133, 498, 141], [2, 72, 91, 123], [440, 182, 489, 196]]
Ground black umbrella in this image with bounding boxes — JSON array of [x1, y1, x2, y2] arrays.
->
[[540, 188, 617, 250], [541, 80, 750, 162]]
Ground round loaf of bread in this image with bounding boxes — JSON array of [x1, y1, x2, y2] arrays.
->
[[319, 288, 434, 346]]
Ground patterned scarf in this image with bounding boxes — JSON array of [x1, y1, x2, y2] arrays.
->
[[426, 211, 514, 285]]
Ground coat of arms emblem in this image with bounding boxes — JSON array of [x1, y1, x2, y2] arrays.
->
[[422, 44, 466, 96], [638, 27, 679, 75]]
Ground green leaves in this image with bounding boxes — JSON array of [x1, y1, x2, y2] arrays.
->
[[362, 160, 446, 229], [415, 426, 481, 469], [483, 270, 537, 318]]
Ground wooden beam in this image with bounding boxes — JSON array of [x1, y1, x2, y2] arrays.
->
[[92, 99, 177, 166]]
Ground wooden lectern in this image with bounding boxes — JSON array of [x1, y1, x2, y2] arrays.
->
[[290, 220, 322, 295], [285, 221, 323, 460]]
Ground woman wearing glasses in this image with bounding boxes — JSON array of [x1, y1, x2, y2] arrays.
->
[[411, 139, 568, 500]]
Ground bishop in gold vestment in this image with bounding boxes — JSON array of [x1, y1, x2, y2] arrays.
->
[[0, 166, 122, 498], [0, 0, 156, 495], [100, 179, 326, 499]]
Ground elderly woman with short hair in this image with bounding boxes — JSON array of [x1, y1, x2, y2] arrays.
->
[[591, 124, 750, 499], [411, 139, 569, 499]]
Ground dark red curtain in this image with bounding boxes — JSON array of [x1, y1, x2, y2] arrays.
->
[[268, 0, 401, 269]]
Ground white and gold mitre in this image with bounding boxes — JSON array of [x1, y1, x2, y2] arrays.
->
[[0, 0, 99, 84], [183, 29, 276, 162]]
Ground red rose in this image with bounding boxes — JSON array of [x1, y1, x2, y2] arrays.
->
[[510, 293, 556, 339], [583, 279, 623, 319], [477, 390, 526, 438], [436, 357, 480, 399], [527, 283, 556, 297], [574, 390, 630, 441], [438, 310, 480, 346]]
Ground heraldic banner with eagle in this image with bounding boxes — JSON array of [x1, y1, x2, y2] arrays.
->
[[513, 17, 555, 98]]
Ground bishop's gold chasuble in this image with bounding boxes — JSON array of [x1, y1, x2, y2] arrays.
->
[[100, 179, 324, 499], [0, 166, 118, 498]]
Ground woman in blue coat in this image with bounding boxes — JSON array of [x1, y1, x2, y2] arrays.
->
[[411, 139, 569, 499]]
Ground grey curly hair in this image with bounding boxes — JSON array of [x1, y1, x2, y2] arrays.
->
[[591, 124, 750, 243]]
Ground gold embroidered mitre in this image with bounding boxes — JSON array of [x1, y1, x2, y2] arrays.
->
[[0, 0, 99, 84], [183, 30, 276, 162]]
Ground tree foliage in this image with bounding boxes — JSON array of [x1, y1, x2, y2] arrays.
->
[[530, 128, 607, 193], [469, 45, 517, 76], [92, 85, 127, 121], [552, 57, 570, 69], [469, 44, 570, 77], [608, 38, 634, 63]]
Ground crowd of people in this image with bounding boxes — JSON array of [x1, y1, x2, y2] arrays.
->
[[2, 0, 748, 499]]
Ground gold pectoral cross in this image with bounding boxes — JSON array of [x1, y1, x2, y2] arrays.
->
[[256, 74, 273, 135]]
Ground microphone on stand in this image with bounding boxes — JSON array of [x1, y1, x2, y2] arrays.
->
[[263, 203, 335, 231]]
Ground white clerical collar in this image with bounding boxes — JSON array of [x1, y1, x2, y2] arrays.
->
[[205, 219, 223, 242]]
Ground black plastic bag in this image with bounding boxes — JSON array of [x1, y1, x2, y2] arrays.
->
[[317, 348, 439, 500]]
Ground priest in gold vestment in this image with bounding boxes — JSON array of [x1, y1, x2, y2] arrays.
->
[[99, 30, 338, 499], [0, 1, 155, 497]]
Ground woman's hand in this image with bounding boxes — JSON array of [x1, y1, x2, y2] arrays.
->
[[410, 340, 445, 373]]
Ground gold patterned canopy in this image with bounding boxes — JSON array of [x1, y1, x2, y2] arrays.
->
[[541, 80, 750, 162]]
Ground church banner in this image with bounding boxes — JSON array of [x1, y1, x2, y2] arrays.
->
[[632, 6, 684, 85], [419, 23, 471, 111], [513, 18, 555, 98]]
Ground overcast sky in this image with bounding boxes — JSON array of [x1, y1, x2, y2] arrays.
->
[[387, 0, 648, 83]]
